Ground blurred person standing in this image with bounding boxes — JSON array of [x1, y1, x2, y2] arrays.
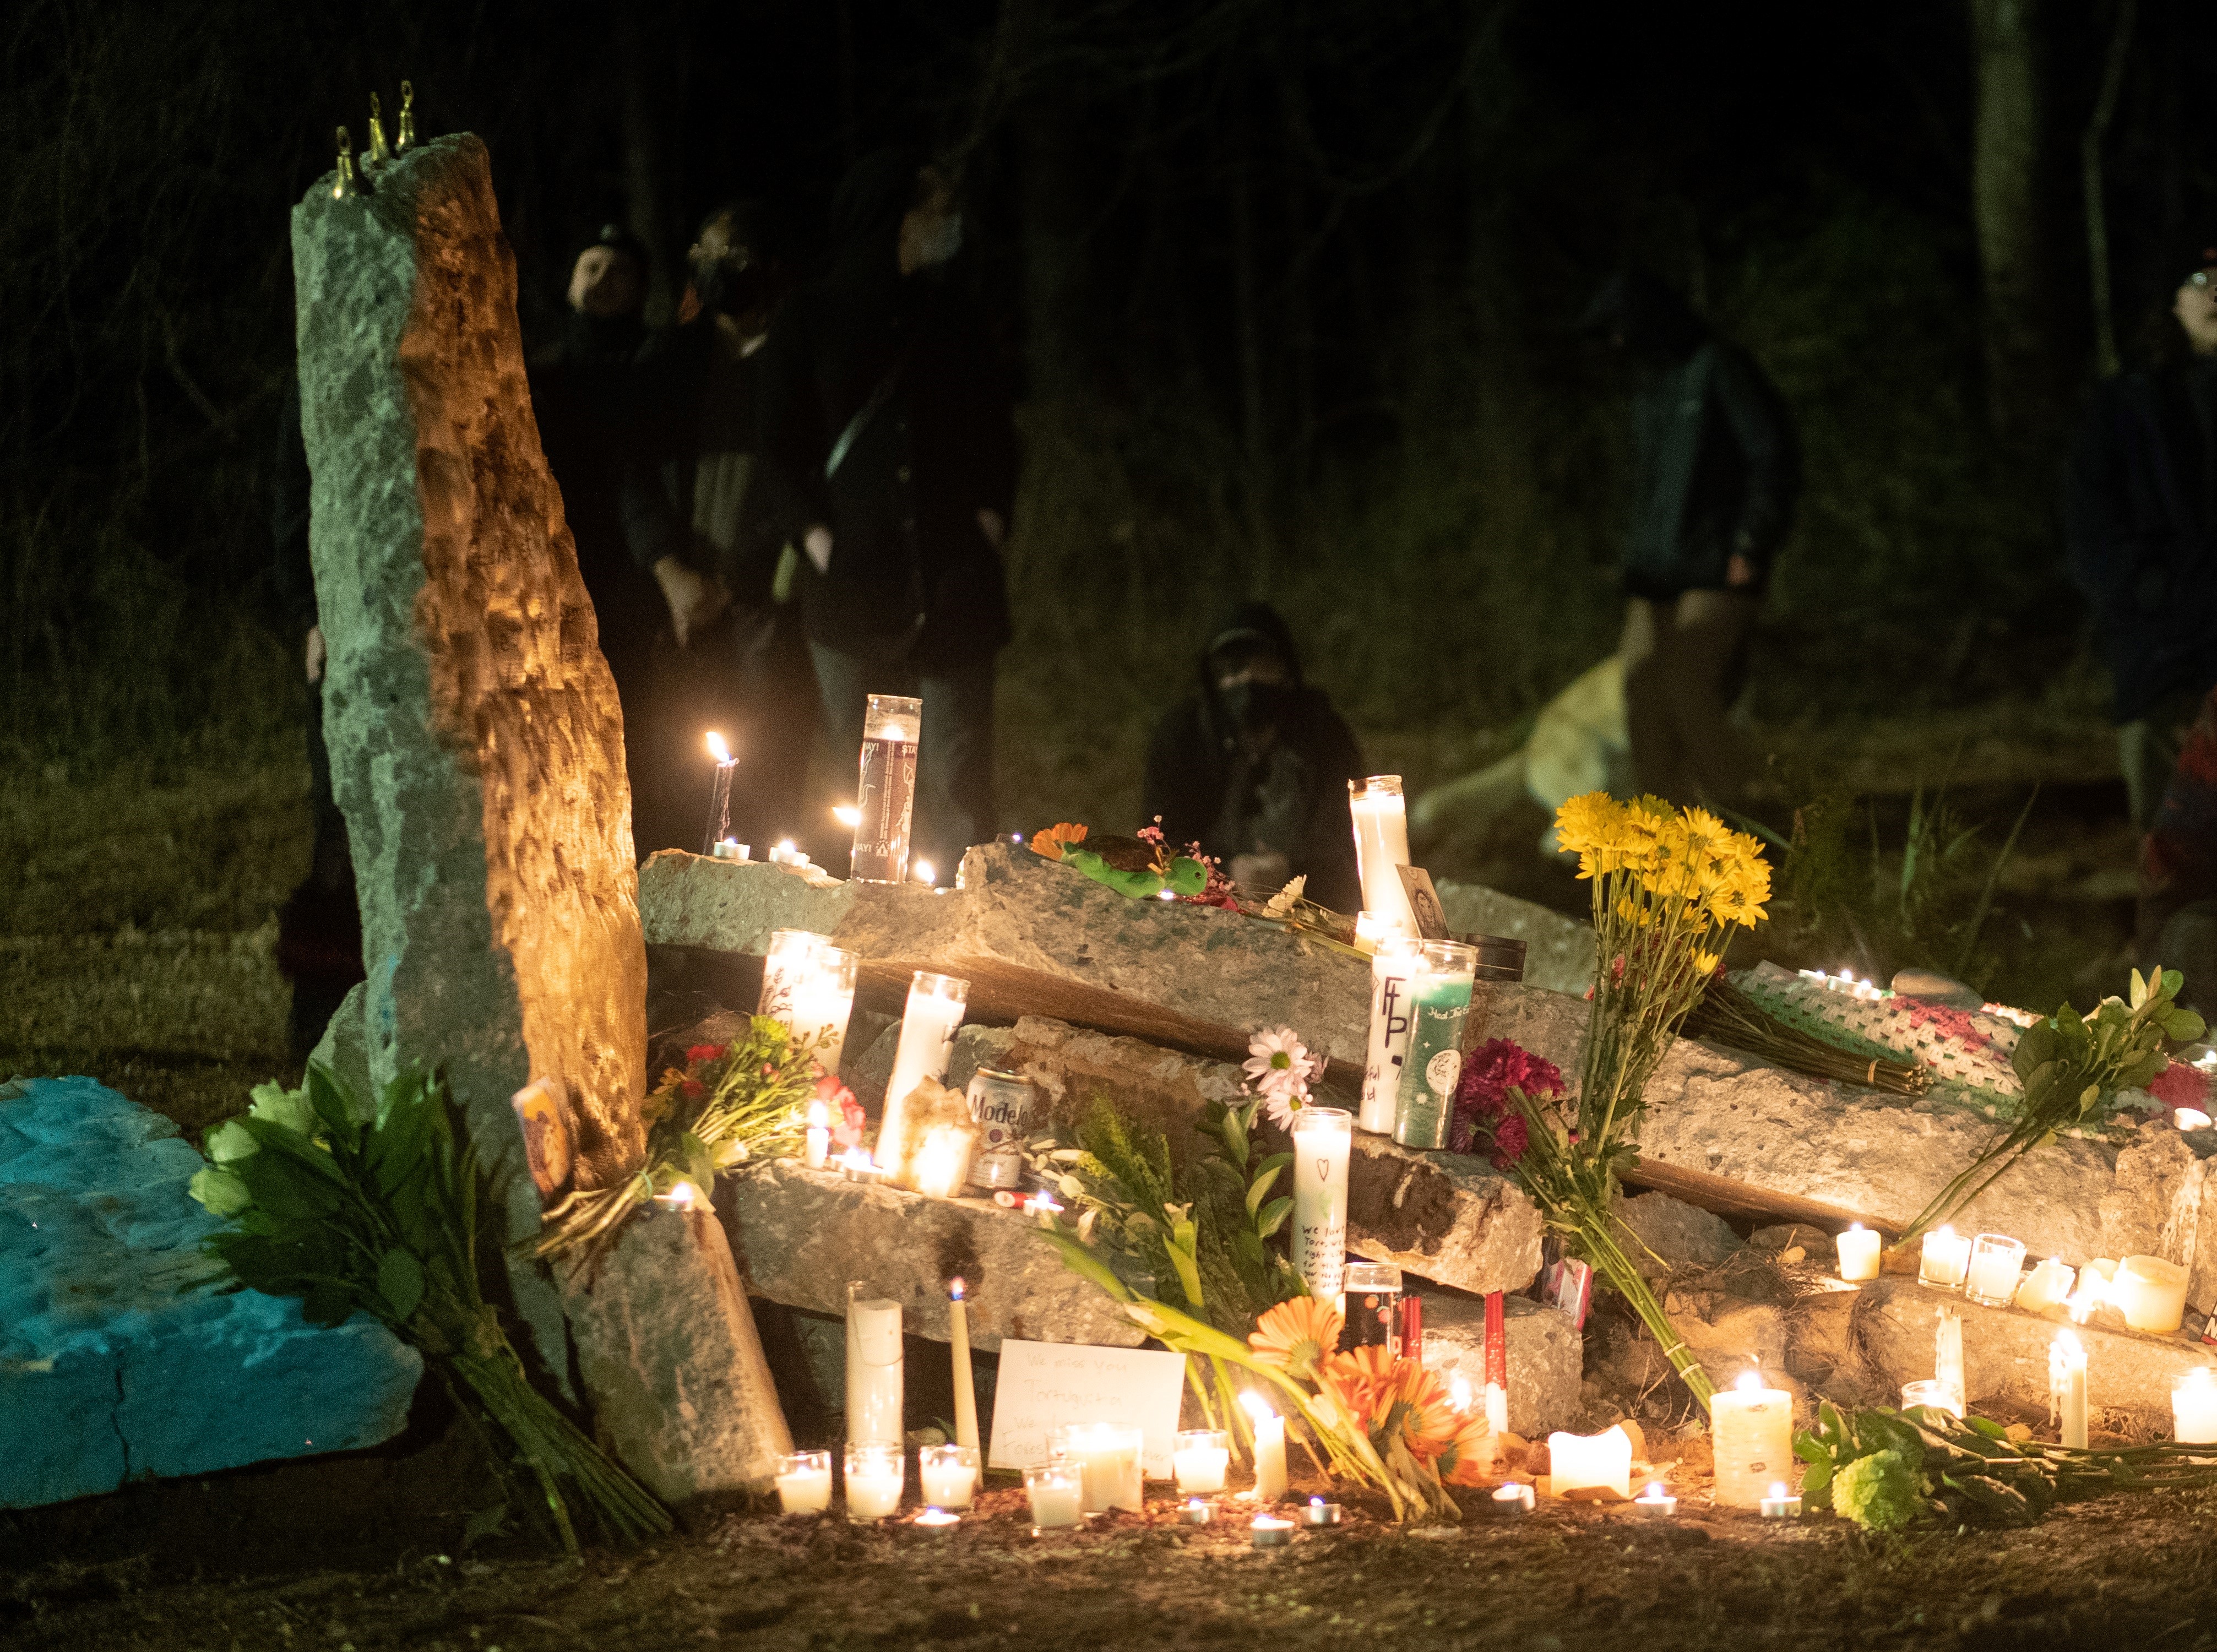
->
[[1582, 270, 1799, 812], [1142, 602, 1366, 912], [742, 151, 1018, 878], [2064, 250, 2217, 833]]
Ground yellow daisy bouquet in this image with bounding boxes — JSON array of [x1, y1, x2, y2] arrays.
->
[[1505, 792, 1772, 1411]]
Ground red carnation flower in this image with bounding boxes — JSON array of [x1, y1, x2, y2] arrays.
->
[[686, 1043, 728, 1066]]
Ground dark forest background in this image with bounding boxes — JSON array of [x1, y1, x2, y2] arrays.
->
[[6, 0, 2215, 837]]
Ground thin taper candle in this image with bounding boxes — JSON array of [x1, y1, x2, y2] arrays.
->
[[949, 1278, 979, 1452]]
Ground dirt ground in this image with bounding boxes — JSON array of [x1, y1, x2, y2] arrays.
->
[[7, 727, 2215, 1651]]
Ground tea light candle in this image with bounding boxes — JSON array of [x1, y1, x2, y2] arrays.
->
[[1711, 1370, 1795, 1509], [844, 1443, 905, 1520], [1250, 1514, 1295, 1548], [1023, 1464, 1084, 1530], [1057, 1423, 1144, 1514], [1546, 1425, 1632, 1498], [1297, 1497, 1343, 1528], [2111, 1254, 2189, 1335], [1241, 1393, 1288, 1502], [2172, 1367, 2217, 1443], [2051, 1329, 2089, 1448], [774, 1450, 833, 1514], [2015, 1257, 2077, 1316], [2177, 1108, 2214, 1132], [711, 836, 748, 860], [1919, 1226, 1971, 1291], [1490, 1482, 1534, 1518], [1173, 1429, 1230, 1495], [919, 1443, 979, 1510], [1177, 1498, 1213, 1525], [1964, 1234, 2027, 1307], [1835, 1223, 1881, 1283], [1633, 1481, 1677, 1518], [839, 1149, 888, 1184], [912, 1507, 960, 1532], [1759, 1481, 1802, 1518]]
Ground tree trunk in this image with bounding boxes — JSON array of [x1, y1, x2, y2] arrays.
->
[[617, 13, 674, 328], [1968, 0, 2059, 449], [2082, 0, 2137, 379]]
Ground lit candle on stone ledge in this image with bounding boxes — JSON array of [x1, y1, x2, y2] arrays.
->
[[1711, 1370, 1794, 1510], [881, 972, 970, 1173], [1965, 1234, 2026, 1307], [1835, 1222, 1881, 1283], [2015, 1257, 2077, 1316], [1290, 1107, 1351, 1300], [948, 1278, 979, 1452], [2173, 1367, 2217, 1444], [1546, 1424, 1632, 1498], [2111, 1255, 2189, 1335], [701, 730, 737, 854], [1359, 932, 1422, 1134], [1347, 776, 1415, 934], [1919, 1226, 1970, 1291], [788, 946, 858, 1074]]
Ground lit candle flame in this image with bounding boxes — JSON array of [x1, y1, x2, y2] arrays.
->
[[1449, 1373, 1472, 1413], [1734, 1368, 1763, 1393], [1643, 1481, 1667, 1499], [1239, 1390, 1278, 1426], [950, 1277, 966, 1301], [705, 731, 731, 764], [833, 804, 861, 828]]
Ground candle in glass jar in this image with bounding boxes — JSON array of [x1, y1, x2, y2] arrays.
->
[[850, 693, 922, 885], [1056, 1423, 1144, 1514], [843, 1443, 904, 1520], [1918, 1225, 1971, 1291], [1290, 1107, 1352, 1299], [758, 928, 822, 1020], [1173, 1429, 1230, 1495], [1900, 1378, 1963, 1417], [1241, 1393, 1288, 1502], [1964, 1234, 2026, 1307], [774, 1449, 833, 1514], [918, 1444, 980, 1509], [2172, 1367, 2217, 1444], [787, 946, 858, 1074], [2051, 1329, 2089, 1449], [1711, 1370, 1795, 1509], [1393, 940, 1479, 1150], [1359, 933, 1422, 1134], [2110, 1254, 2189, 1334], [1835, 1222, 1881, 1283], [1347, 776, 1416, 935], [1024, 1463, 1084, 1529], [879, 972, 970, 1170], [2015, 1257, 2077, 1316]]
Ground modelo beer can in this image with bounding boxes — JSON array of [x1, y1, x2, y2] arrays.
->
[[965, 1067, 1036, 1190]]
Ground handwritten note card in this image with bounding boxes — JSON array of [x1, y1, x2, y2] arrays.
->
[[986, 1340, 1187, 1477]]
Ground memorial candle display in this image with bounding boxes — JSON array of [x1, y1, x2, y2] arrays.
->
[[1392, 939, 1479, 1150], [1359, 933, 1422, 1134], [918, 1444, 980, 1509], [2172, 1367, 2217, 1444], [1173, 1430, 1230, 1495], [1835, 1222, 1882, 1283], [879, 972, 971, 1169], [1242, 1392, 1289, 1502], [1546, 1426, 1632, 1498], [702, 731, 737, 854], [1024, 1463, 1085, 1529], [2051, 1329, 2089, 1449], [948, 1278, 979, 1452], [1918, 1225, 1971, 1291], [1347, 775, 1416, 934], [1290, 1106, 1352, 1299], [1056, 1424, 1144, 1514], [2110, 1254, 2189, 1335], [774, 1449, 833, 1514], [845, 1285, 904, 1448], [849, 693, 921, 884], [1964, 1233, 2026, 1308], [758, 928, 821, 1020], [2015, 1257, 2077, 1316], [843, 1443, 904, 1521], [1711, 1370, 1795, 1509], [787, 945, 858, 1074]]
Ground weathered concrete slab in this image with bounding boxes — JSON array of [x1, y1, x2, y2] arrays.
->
[[720, 1160, 1145, 1351], [1420, 1293, 1583, 1435], [1434, 881, 1594, 997], [1, 1078, 420, 1509]]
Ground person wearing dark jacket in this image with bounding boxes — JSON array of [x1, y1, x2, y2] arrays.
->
[[739, 151, 1018, 876], [2063, 251, 2217, 832], [1142, 603, 1366, 912], [1582, 271, 1799, 811]]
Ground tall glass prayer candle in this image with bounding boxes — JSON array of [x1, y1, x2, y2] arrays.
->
[[1347, 776, 1416, 934], [788, 946, 858, 1075], [1393, 940, 1479, 1150], [1359, 932, 1423, 1134], [845, 1284, 904, 1448], [1835, 1223, 1881, 1283], [2172, 1367, 2217, 1444], [1291, 1107, 1352, 1300], [850, 693, 922, 883], [758, 928, 822, 1020], [879, 972, 970, 1175], [702, 731, 737, 854], [1711, 1370, 1795, 1509], [2051, 1329, 2089, 1449]]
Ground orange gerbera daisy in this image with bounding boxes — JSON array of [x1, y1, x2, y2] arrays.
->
[[1319, 1346, 1463, 1464], [1028, 822, 1089, 861], [1434, 1407, 1498, 1486], [1248, 1296, 1345, 1379]]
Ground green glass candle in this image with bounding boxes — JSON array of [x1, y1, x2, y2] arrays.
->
[[1393, 941, 1478, 1149]]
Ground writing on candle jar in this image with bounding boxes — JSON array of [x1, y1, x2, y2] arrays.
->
[[1393, 939, 1479, 1150], [1290, 1107, 1352, 1300], [1359, 932, 1421, 1135]]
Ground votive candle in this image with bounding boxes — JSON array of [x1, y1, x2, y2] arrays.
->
[[2015, 1257, 2077, 1316], [2111, 1254, 2189, 1335], [1056, 1423, 1144, 1514], [1835, 1222, 1881, 1283], [774, 1449, 833, 1514], [918, 1443, 980, 1510], [2172, 1367, 2217, 1444], [1173, 1429, 1230, 1495], [844, 1443, 904, 1521], [1919, 1226, 1971, 1291], [1964, 1233, 2026, 1308], [1023, 1463, 1084, 1529]]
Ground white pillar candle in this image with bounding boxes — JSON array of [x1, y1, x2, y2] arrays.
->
[[1359, 934, 1422, 1134], [1057, 1424, 1144, 1514], [2173, 1367, 2217, 1444], [757, 928, 823, 1019], [2051, 1329, 2089, 1448], [1023, 1463, 1084, 1529], [1918, 1226, 1971, 1291], [1711, 1370, 1796, 1509], [1241, 1393, 1288, 1503], [879, 972, 971, 1172], [787, 946, 858, 1074], [2111, 1255, 2190, 1335], [1173, 1430, 1230, 1495], [918, 1444, 980, 1509], [948, 1278, 979, 1452], [1835, 1223, 1881, 1283], [845, 1287, 904, 1448], [1348, 776, 1416, 934], [1965, 1234, 2027, 1307], [774, 1450, 834, 1514], [843, 1444, 905, 1520], [1935, 1306, 1965, 1415], [2015, 1257, 2077, 1316], [1546, 1426, 1632, 1498], [1290, 1107, 1352, 1300]]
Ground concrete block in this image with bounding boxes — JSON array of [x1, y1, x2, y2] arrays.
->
[[1420, 1294, 1583, 1435]]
